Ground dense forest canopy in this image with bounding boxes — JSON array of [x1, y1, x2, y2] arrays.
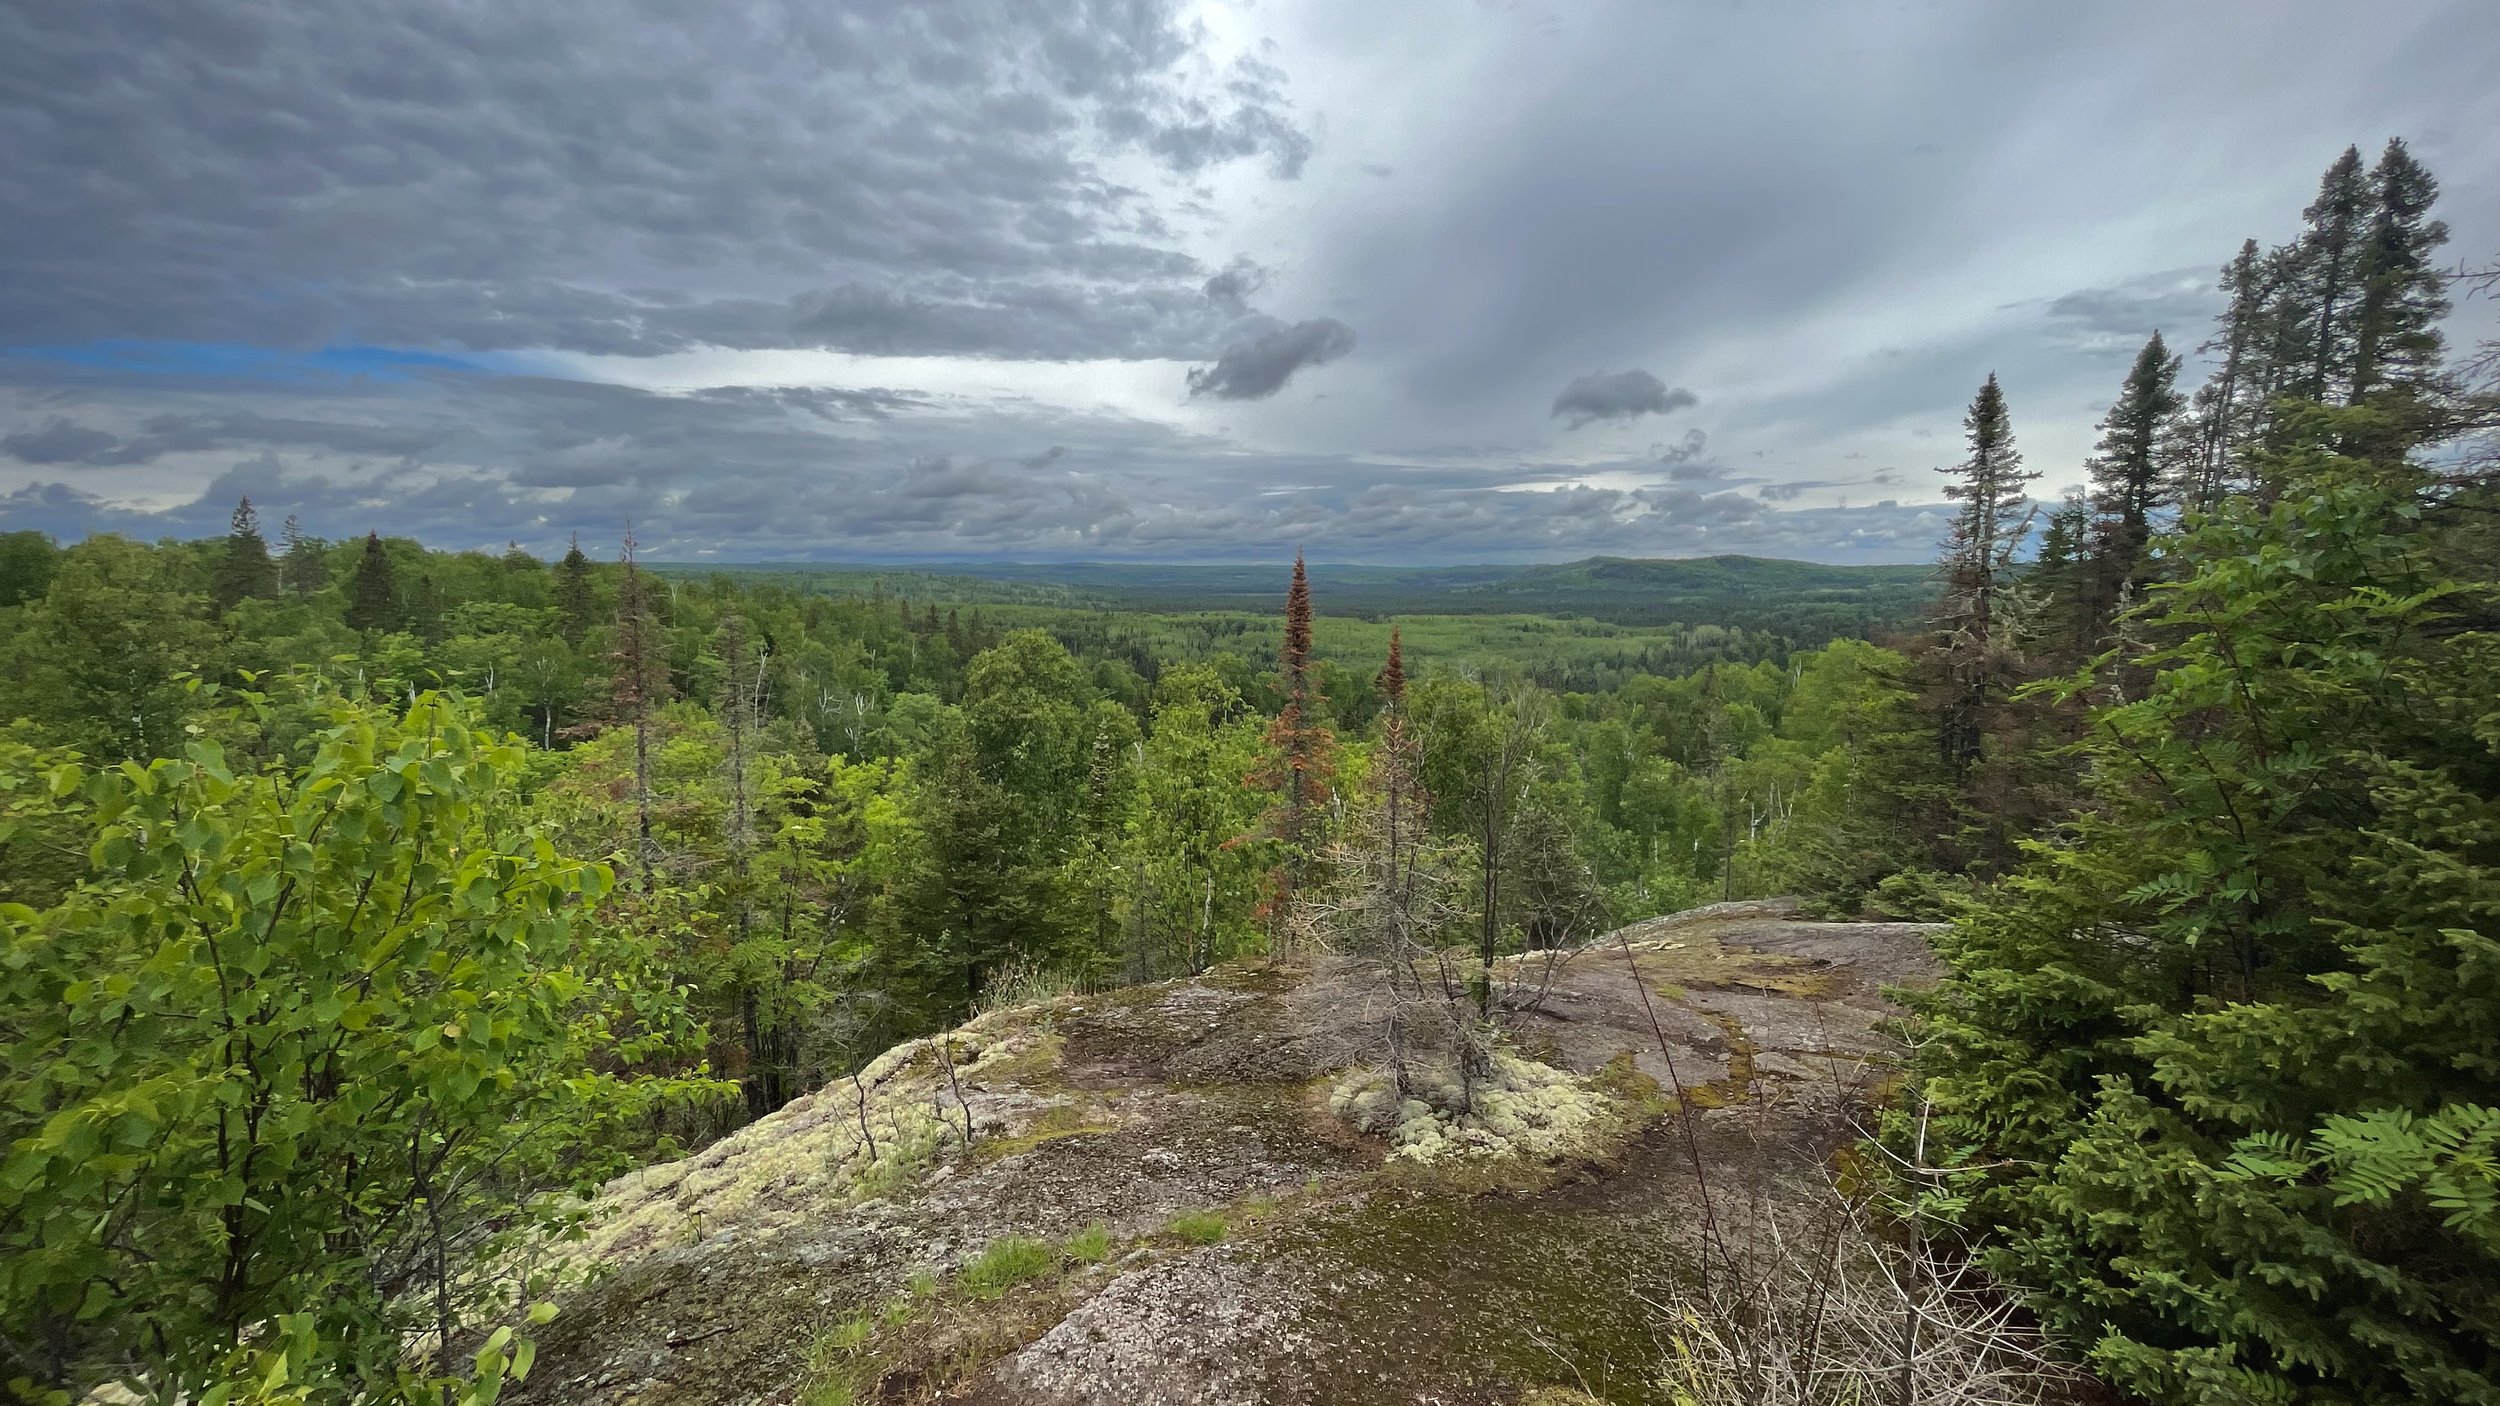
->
[[2, 135, 2496, 1406]]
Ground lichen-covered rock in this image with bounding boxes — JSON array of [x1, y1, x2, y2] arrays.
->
[[1327, 1052, 1612, 1166], [504, 910, 1941, 1405]]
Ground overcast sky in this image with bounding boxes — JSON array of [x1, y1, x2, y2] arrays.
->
[[2, 0, 2495, 564]]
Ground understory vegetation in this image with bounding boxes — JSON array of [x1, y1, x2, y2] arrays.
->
[[1, 137, 2496, 1404]]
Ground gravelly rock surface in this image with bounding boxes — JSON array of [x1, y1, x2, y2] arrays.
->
[[972, 1248, 1315, 1406]]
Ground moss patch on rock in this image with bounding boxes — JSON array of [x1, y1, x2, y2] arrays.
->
[[1629, 935, 1841, 1001], [1276, 1186, 1695, 1403]]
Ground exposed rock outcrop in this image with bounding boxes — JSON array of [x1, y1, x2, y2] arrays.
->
[[507, 907, 1940, 1405]]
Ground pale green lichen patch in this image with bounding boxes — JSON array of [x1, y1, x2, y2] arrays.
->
[[1328, 1050, 1625, 1168], [551, 1006, 1076, 1272]]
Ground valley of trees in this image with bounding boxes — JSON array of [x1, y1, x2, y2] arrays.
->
[[2, 136, 2496, 1404]]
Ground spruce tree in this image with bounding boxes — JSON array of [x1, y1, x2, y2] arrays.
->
[[1373, 625, 1414, 911], [210, 497, 276, 613], [714, 611, 775, 1116], [1255, 553, 1334, 927], [2083, 332, 2186, 625], [2190, 240, 2275, 509], [2023, 494, 2093, 668], [1929, 373, 2034, 776], [2254, 241, 2317, 432], [2348, 137, 2450, 414], [277, 515, 328, 597], [2287, 145, 2372, 404], [1905, 408, 2500, 1404], [411, 571, 445, 643], [341, 532, 402, 634], [1373, 623, 1406, 704], [555, 533, 598, 643], [606, 529, 670, 890]]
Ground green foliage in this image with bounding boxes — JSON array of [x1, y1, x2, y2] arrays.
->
[[959, 1235, 1057, 1299], [343, 532, 404, 635], [0, 517, 1961, 1394], [2, 535, 212, 760], [1904, 411, 2500, 1404], [1165, 1210, 1227, 1245], [1062, 1222, 1113, 1264], [0, 531, 58, 610], [212, 498, 279, 614], [0, 692, 707, 1401]]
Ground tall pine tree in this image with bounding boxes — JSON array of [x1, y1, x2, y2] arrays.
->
[[209, 497, 275, 613], [2287, 145, 2372, 405], [555, 533, 598, 643], [2023, 493, 2094, 669], [2083, 332, 2186, 627], [2191, 240, 2276, 509], [1255, 553, 1334, 928], [2348, 137, 2451, 418], [277, 515, 328, 598], [341, 532, 402, 634], [1929, 373, 2035, 777], [606, 528, 671, 890]]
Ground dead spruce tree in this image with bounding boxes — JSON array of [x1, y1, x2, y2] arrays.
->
[[1298, 629, 1506, 1117]]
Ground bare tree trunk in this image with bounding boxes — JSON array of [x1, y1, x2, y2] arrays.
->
[[721, 614, 774, 1118], [618, 528, 661, 892], [1198, 872, 1214, 974], [1720, 771, 1739, 902], [844, 1063, 879, 1161], [1900, 1099, 1933, 1406], [933, 1034, 974, 1148]]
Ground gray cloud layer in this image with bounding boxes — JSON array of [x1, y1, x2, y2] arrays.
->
[[0, 0, 1310, 360], [0, 362, 1942, 562], [4, 0, 2494, 564]]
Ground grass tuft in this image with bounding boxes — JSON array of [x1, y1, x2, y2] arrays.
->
[[1062, 1222, 1113, 1264], [1165, 1209, 1227, 1246], [960, 1235, 1058, 1299]]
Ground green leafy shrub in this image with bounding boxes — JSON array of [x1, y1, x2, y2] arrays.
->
[[0, 693, 707, 1403]]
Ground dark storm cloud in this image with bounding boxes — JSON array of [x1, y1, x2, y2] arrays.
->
[[2, 418, 124, 465], [1550, 370, 1696, 429], [1185, 319, 1357, 400], [0, 0, 1311, 360], [1, 410, 445, 467]]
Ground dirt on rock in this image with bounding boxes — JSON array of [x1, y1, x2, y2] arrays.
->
[[506, 902, 1943, 1406]]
